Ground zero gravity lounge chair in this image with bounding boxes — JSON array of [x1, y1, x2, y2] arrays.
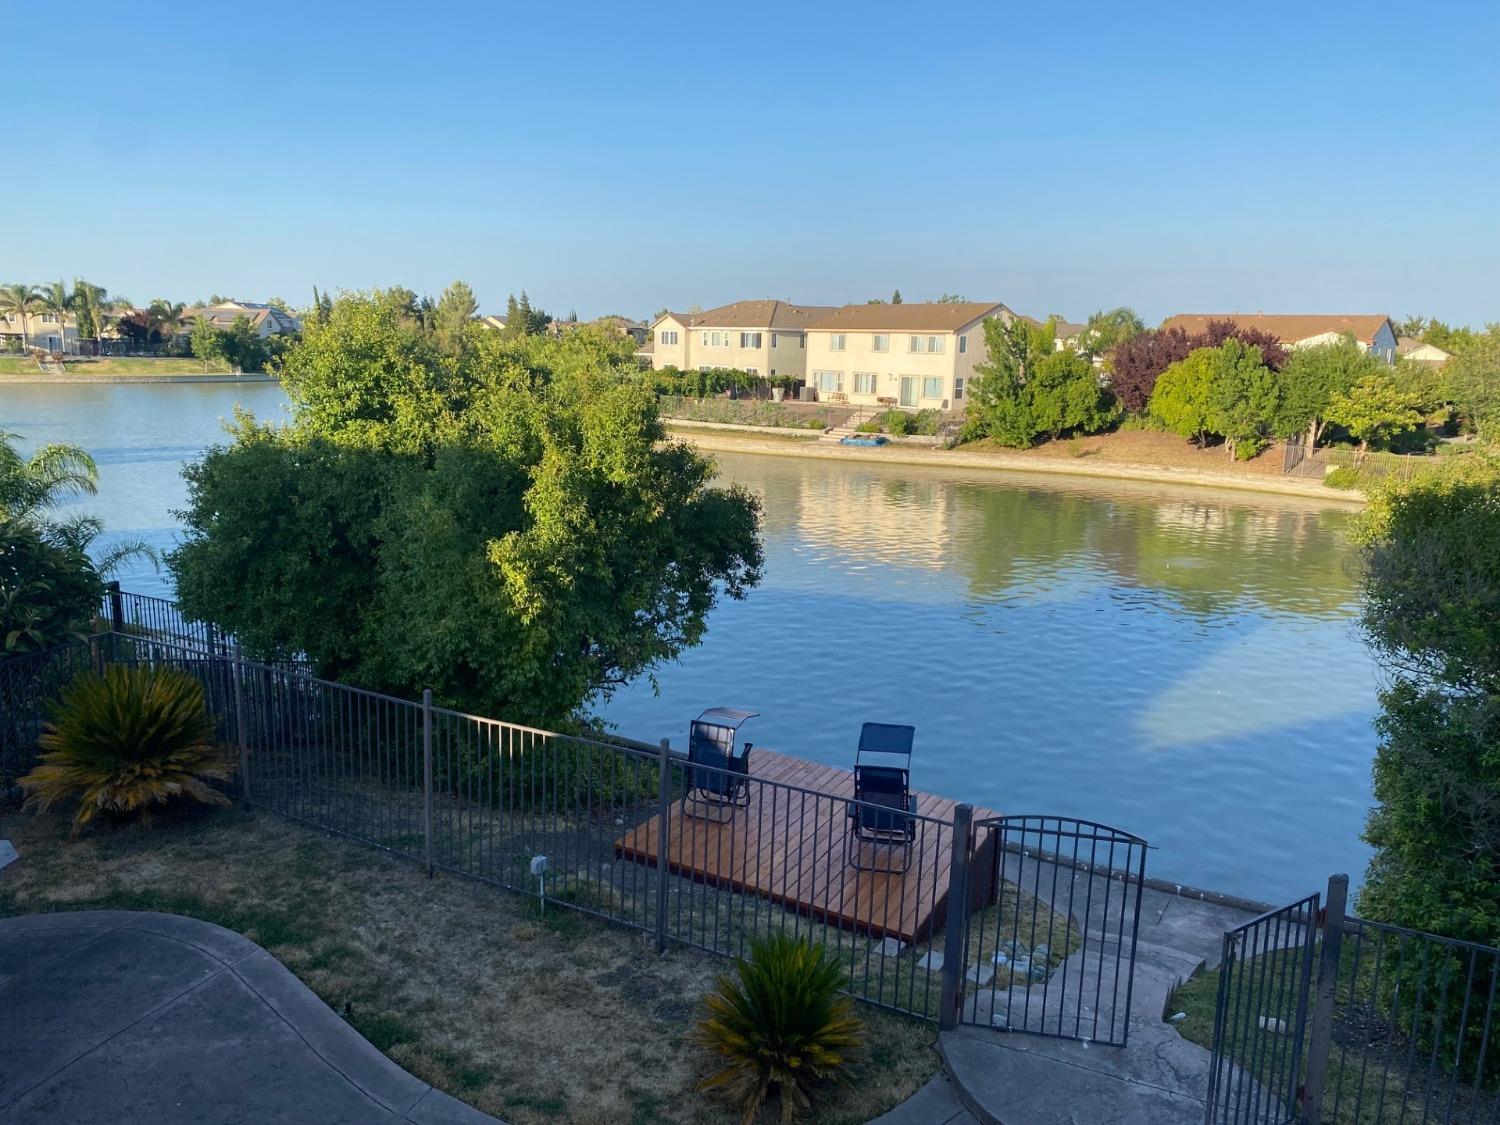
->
[[846, 722, 918, 873], [684, 708, 758, 820]]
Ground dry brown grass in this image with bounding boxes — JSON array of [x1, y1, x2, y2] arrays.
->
[[0, 805, 938, 1124]]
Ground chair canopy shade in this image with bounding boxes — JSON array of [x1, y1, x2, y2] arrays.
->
[[857, 722, 915, 758], [695, 708, 760, 730]]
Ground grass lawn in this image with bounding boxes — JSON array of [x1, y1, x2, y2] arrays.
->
[[0, 356, 236, 376], [0, 805, 938, 1124], [666, 422, 822, 442]]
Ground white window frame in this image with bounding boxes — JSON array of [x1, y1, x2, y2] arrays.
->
[[830, 333, 846, 352], [954, 377, 965, 400], [740, 331, 762, 348], [958, 334, 968, 354], [853, 372, 877, 395], [922, 376, 943, 399], [813, 370, 844, 393], [873, 333, 889, 353]]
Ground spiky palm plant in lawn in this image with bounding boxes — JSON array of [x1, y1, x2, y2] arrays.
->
[[20, 665, 234, 837], [692, 932, 863, 1123]]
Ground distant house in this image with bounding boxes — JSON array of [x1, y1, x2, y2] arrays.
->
[[803, 302, 1019, 411], [182, 300, 303, 340], [1396, 336, 1453, 367], [1049, 319, 1087, 350], [1159, 313, 1399, 363], [639, 300, 837, 381], [0, 310, 80, 354], [478, 314, 507, 332]]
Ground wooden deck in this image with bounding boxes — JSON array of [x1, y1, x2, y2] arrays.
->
[[614, 748, 998, 943]]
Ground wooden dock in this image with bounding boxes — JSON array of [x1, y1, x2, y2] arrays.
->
[[614, 748, 998, 943]]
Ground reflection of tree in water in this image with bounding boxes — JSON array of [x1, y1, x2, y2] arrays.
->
[[949, 481, 1358, 620]]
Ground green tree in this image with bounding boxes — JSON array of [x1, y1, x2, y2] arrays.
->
[[170, 292, 763, 726], [1352, 451, 1500, 975], [148, 299, 186, 352], [433, 280, 478, 356], [1079, 307, 1144, 359], [1026, 349, 1117, 439], [1275, 337, 1381, 445], [1326, 372, 1423, 453], [71, 280, 108, 353], [965, 317, 1054, 446], [891, 289, 903, 304], [1149, 348, 1220, 446], [1151, 340, 1277, 458], [935, 293, 968, 303], [189, 315, 223, 372], [0, 284, 42, 350], [1441, 328, 1500, 438], [37, 280, 71, 352], [218, 315, 269, 372]]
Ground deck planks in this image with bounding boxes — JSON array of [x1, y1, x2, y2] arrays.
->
[[614, 748, 998, 943]]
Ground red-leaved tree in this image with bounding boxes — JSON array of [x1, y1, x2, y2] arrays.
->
[[1106, 319, 1291, 414]]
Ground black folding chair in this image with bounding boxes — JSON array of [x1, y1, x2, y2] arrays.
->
[[845, 721, 918, 873], [683, 708, 758, 821]]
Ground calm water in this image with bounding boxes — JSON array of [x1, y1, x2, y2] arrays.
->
[[2, 383, 1382, 902]]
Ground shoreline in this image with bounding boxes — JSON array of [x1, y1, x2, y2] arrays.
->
[[0, 372, 278, 385], [667, 424, 1367, 504]]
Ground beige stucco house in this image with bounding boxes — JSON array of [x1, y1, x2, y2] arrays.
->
[[181, 301, 302, 340], [640, 300, 836, 379], [803, 302, 1016, 411], [1159, 313, 1399, 363], [1396, 336, 1453, 367], [0, 310, 81, 353]]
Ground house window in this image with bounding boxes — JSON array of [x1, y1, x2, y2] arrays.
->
[[922, 377, 943, 399], [740, 331, 762, 348], [854, 372, 876, 394], [813, 371, 844, 393], [958, 335, 968, 354], [660, 330, 678, 346], [744, 367, 759, 376], [830, 334, 846, 352], [954, 377, 965, 400], [771, 333, 778, 347], [909, 335, 945, 354], [873, 334, 889, 352]]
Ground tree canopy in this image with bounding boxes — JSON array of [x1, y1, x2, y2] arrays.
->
[[1108, 319, 1290, 415], [1326, 373, 1423, 453], [1275, 336, 1384, 445], [170, 290, 763, 726], [1150, 339, 1278, 458]]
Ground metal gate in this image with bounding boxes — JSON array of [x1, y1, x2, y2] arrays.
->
[[956, 815, 1148, 1046]]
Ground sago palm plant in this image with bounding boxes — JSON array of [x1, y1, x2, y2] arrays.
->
[[692, 932, 863, 1123], [20, 665, 234, 837]]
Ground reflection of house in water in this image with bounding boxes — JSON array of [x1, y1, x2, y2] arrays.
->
[[795, 471, 957, 572]]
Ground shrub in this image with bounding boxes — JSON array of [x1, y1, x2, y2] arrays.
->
[[0, 518, 104, 654], [693, 932, 862, 1122], [884, 411, 916, 436], [1322, 466, 1361, 490], [20, 665, 235, 837]]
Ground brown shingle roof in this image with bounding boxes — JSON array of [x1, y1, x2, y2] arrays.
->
[[805, 302, 1008, 333], [687, 299, 839, 330], [1159, 313, 1392, 346]]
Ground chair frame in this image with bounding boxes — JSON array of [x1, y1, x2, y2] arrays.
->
[[845, 722, 918, 874], [683, 709, 757, 822]]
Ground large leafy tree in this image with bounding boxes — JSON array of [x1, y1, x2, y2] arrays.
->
[[1150, 339, 1278, 457], [1025, 349, 1117, 440], [964, 317, 1055, 446], [1078, 307, 1144, 359], [1107, 319, 1289, 415], [1353, 452, 1500, 951], [170, 291, 763, 726], [1442, 328, 1500, 439], [1326, 373, 1423, 454], [1275, 336, 1383, 445], [433, 280, 478, 356]]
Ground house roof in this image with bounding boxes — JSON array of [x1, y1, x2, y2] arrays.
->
[[1397, 336, 1452, 359], [688, 300, 839, 330], [1051, 319, 1087, 339], [805, 302, 1007, 333], [1159, 313, 1392, 346]]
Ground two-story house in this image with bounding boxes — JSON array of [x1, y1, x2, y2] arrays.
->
[[1159, 313, 1399, 363], [802, 302, 1017, 411], [640, 300, 837, 380]]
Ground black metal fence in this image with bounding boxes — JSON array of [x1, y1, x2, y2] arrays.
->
[[958, 815, 1147, 1046], [1206, 875, 1500, 1124]]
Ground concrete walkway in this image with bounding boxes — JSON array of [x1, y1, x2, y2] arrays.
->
[[0, 911, 501, 1125], [937, 884, 1259, 1124]]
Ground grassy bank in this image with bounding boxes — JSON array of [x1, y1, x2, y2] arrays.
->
[[0, 806, 938, 1124], [0, 356, 235, 376]]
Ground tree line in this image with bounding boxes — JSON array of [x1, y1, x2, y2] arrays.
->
[[963, 308, 1500, 457]]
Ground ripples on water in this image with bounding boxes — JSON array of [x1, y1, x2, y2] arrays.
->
[[2, 385, 1380, 902]]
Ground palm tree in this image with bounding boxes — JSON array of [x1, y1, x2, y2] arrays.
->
[[36, 280, 72, 354], [0, 430, 98, 519], [147, 299, 186, 352], [72, 279, 108, 355], [0, 283, 42, 351]]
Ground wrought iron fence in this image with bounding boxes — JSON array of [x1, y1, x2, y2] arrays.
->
[[1206, 874, 1500, 1124], [959, 816, 1147, 1046], [102, 584, 224, 653], [0, 640, 98, 792]]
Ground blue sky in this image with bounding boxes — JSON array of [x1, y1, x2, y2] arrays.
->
[[7, 1, 1498, 326]]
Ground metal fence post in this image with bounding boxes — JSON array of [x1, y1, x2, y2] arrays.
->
[[1301, 873, 1349, 1123], [232, 653, 250, 805], [422, 689, 434, 878], [655, 738, 672, 954], [939, 803, 974, 1031], [106, 581, 124, 634]]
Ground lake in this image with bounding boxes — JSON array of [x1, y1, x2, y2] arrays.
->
[[2, 382, 1382, 903]]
